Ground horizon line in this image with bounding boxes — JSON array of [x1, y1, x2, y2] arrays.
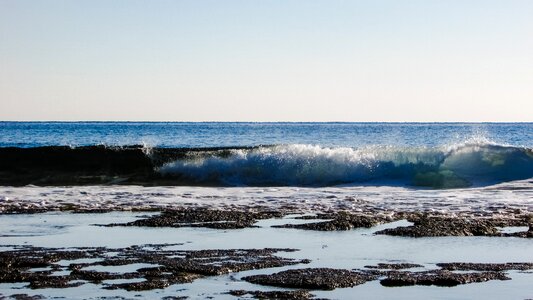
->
[[1, 120, 532, 124]]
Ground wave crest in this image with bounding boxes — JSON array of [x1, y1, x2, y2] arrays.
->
[[159, 143, 533, 188]]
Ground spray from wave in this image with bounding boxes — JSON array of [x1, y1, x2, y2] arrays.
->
[[159, 141, 533, 188]]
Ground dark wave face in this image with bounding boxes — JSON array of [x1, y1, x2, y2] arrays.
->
[[1, 142, 532, 188], [0, 145, 258, 186]]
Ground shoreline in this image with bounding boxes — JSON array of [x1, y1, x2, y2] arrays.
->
[[1, 209, 532, 299], [1, 182, 532, 299]]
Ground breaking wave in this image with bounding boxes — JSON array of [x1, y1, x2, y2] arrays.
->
[[1, 141, 532, 188], [159, 142, 533, 188]]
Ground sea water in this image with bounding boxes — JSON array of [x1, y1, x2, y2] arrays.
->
[[0, 122, 532, 188], [0, 122, 531, 148]]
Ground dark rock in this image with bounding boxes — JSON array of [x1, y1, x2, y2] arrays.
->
[[502, 230, 533, 238], [380, 270, 510, 287], [160, 249, 309, 276], [70, 269, 136, 283], [274, 212, 390, 231], [375, 215, 504, 237], [6, 295, 46, 300], [228, 290, 315, 299], [242, 268, 376, 290], [437, 262, 533, 271], [27, 276, 84, 289], [103, 273, 200, 291], [0, 244, 307, 291], [105, 208, 284, 229], [365, 263, 423, 270]]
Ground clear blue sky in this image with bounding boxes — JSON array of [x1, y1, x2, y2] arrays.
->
[[1, 0, 532, 121]]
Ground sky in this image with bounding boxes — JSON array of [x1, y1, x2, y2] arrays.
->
[[0, 0, 532, 122]]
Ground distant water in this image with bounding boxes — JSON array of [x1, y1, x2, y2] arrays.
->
[[0, 122, 532, 188], [1, 122, 531, 148]]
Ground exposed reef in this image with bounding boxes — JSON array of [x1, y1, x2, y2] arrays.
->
[[0, 244, 308, 291], [374, 214, 532, 238], [104, 208, 285, 229], [273, 212, 392, 231], [242, 268, 376, 290], [436, 262, 533, 272], [364, 263, 423, 270], [228, 290, 317, 299], [378, 270, 510, 287]]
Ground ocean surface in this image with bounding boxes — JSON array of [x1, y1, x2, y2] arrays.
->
[[1, 122, 531, 148], [0, 122, 532, 188]]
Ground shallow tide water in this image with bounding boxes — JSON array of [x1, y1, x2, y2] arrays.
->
[[1, 212, 533, 299]]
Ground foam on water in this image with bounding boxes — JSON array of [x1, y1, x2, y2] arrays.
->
[[1, 179, 531, 215]]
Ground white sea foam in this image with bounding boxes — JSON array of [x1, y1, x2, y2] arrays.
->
[[1, 179, 531, 215]]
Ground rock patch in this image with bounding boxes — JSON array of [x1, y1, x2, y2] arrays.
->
[[104, 208, 284, 229], [273, 212, 392, 231], [437, 262, 533, 272], [375, 215, 531, 237], [228, 290, 316, 299], [364, 263, 423, 270], [242, 268, 376, 290], [379, 270, 509, 287], [0, 244, 307, 291]]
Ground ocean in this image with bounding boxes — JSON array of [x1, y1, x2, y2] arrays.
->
[[1, 122, 532, 188], [1, 122, 531, 148]]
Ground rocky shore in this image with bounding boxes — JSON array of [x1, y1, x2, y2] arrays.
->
[[1, 241, 532, 298], [1, 206, 532, 299], [0, 244, 307, 292], [97, 208, 533, 239]]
